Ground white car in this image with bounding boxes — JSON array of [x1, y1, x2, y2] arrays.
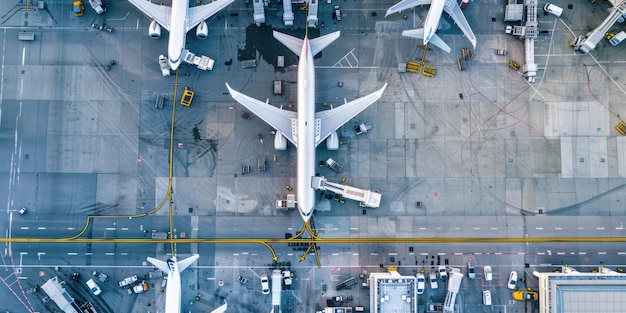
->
[[438, 266, 448, 281], [260, 274, 270, 294], [429, 272, 438, 289], [467, 261, 476, 279], [416, 274, 425, 294], [483, 290, 492, 305], [507, 271, 518, 289], [18, 207, 27, 215], [484, 266, 493, 281]]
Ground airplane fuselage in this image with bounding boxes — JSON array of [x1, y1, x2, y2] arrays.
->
[[423, 0, 445, 45], [168, 0, 187, 70], [165, 258, 182, 313], [296, 36, 317, 223]]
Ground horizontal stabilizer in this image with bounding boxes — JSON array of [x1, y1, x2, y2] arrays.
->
[[273, 30, 341, 57], [385, 0, 432, 17], [147, 257, 169, 273], [177, 254, 200, 272], [315, 83, 388, 146], [402, 29, 451, 53]]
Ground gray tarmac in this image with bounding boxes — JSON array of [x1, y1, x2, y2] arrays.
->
[[0, 0, 625, 312]]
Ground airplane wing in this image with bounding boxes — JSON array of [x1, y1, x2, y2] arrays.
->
[[186, 0, 236, 32], [385, 0, 432, 17], [443, 0, 477, 49], [225, 83, 298, 147], [177, 254, 200, 272], [128, 0, 171, 31], [147, 257, 169, 273], [314, 84, 388, 147]]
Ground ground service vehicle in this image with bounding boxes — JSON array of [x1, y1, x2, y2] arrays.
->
[[543, 3, 563, 17], [483, 266, 493, 281], [483, 290, 492, 305], [507, 271, 518, 289], [416, 274, 425, 294], [609, 31, 626, 46], [438, 266, 448, 281], [355, 122, 372, 135], [118, 275, 138, 287], [18, 207, 27, 215], [513, 290, 538, 301], [326, 158, 343, 172], [86, 279, 102, 296], [429, 272, 438, 289], [334, 5, 341, 21], [133, 281, 149, 294], [180, 88, 194, 107], [467, 261, 476, 279], [260, 274, 270, 294], [73, 0, 84, 16]]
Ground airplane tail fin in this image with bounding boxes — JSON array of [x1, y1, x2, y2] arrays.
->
[[273, 31, 341, 57], [177, 254, 200, 272], [401, 29, 451, 53]]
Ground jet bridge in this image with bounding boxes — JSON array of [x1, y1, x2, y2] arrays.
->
[[311, 176, 382, 208], [573, 0, 626, 53], [253, 0, 265, 26]]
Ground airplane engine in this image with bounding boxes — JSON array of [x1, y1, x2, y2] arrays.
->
[[326, 131, 339, 150], [274, 130, 287, 150], [149, 20, 161, 38], [195, 21, 208, 39]]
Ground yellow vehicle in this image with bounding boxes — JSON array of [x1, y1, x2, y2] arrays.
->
[[73, 0, 85, 16], [512, 290, 538, 301], [180, 88, 194, 107]]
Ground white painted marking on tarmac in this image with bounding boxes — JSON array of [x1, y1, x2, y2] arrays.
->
[[20, 227, 28, 230], [490, 228, 498, 230], [232, 253, 239, 256], [105, 253, 114, 256], [332, 253, 339, 256], [556, 252, 565, 255], [68, 253, 78, 256], [555, 227, 562, 230], [121, 228, 129, 231], [474, 252, 482, 255], [105, 227, 116, 230], [21, 47, 25, 65], [370, 253, 378, 256], [349, 228, 358, 231], [618, 252, 626, 255], [85, 253, 92, 256], [437, 253, 446, 255], [578, 227, 584, 230], [454, 253, 463, 255], [518, 252, 524, 255], [596, 227, 605, 230], [121, 253, 128, 256], [535, 227, 543, 230], [473, 227, 480, 230], [452, 227, 460, 230], [537, 252, 545, 255], [37, 227, 46, 230], [578, 252, 586, 255], [495, 252, 502, 255], [420, 253, 429, 256], [67, 227, 74, 230], [419, 228, 426, 230], [136, 19, 139, 29], [352, 253, 359, 256], [598, 252, 607, 255], [388, 253, 397, 256]]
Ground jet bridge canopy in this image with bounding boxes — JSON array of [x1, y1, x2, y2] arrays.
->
[[311, 176, 381, 208]]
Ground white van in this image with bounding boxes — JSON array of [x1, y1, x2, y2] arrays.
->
[[86, 279, 102, 296], [543, 3, 563, 17]]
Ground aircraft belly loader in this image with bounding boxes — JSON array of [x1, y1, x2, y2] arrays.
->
[[312, 176, 382, 208], [159, 55, 171, 76]]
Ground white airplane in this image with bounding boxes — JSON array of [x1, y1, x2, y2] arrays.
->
[[147, 254, 200, 313], [128, 0, 235, 70], [225, 30, 387, 223], [386, 0, 476, 53]]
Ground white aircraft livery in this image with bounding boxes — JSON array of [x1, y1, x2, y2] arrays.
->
[[225, 30, 387, 223], [147, 254, 200, 313], [128, 0, 235, 70], [386, 0, 476, 53]]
